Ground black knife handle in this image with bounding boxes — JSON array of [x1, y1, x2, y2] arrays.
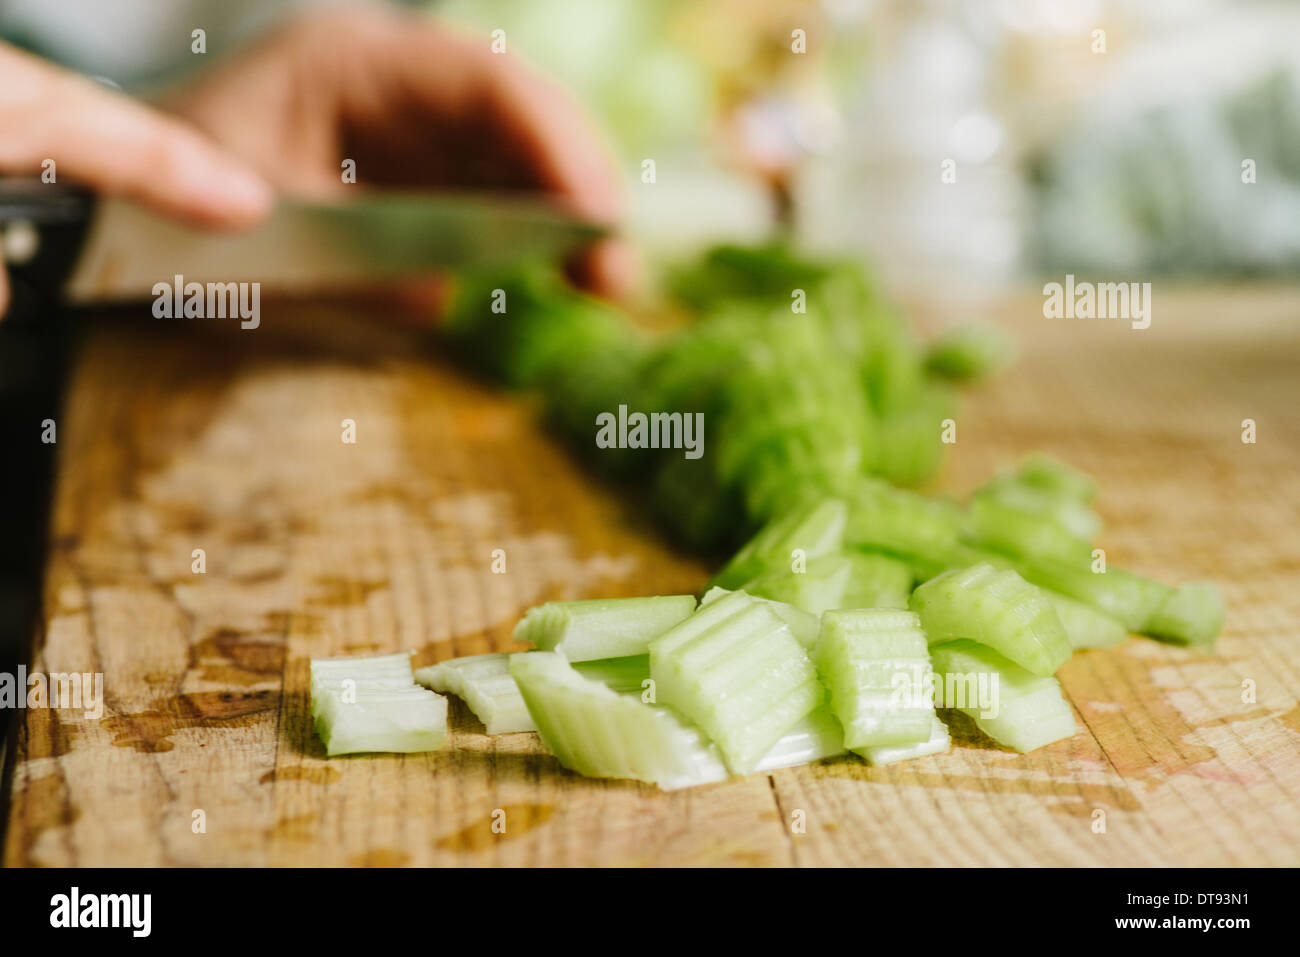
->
[[0, 179, 95, 321]]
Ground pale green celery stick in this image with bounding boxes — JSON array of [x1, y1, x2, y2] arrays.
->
[[1015, 453, 1097, 503], [509, 651, 729, 790], [964, 494, 1093, 565], [1047, 593, 1128, 650], [929, 640, 1076, 753], [844, 478, 964, 569], [700, 586, 820, 647], [858, 715, 951, 765], [574, 655, 651, 694], [976, 475, 1101, 540], [840, 551, 914, 609], [910, 564, 1072, 676], [313, 688, 448, 756], [1143, 583, 1225, 648], [414, 653, 534, 734], [1012, 558, 1173, 632], [924, 322, 1015, 383], [814, 609, 936, 749], [513, 595, 697, 661], [649, 590, 823, 775], [744, 554, 853, 617], [310, 652, 416, 721], [712, 497, 847, 589], [757, 706, 847, 770]]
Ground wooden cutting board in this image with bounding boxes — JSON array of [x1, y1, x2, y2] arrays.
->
[[5, 285, 1299, 867]]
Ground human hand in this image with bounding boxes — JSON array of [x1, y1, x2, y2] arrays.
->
[[0, 41, 274, 316]]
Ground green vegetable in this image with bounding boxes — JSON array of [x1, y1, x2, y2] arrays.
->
[[814, 609, 936, 750], [964, 494, 1094, 565], [910, 564, 1072, 676], [924, 322, 1016, 382], [744, 554, 853, 617], [574, 655, 653, 694], [712, 497, 847, 590], [858, 715, 952, 765], [414, 653, 534, 734], [510, 651, 729, 790], [648, 590, 824, 774], [839, 551, 914, 609], [929, 640, 1076, 753], [513, 595, 697, 661], [1015, 453, 1097, 503], [700, 585, 821, 647], [1012, 559, 1174, 633], [311, 653, 448, 756], [1047, 593, 1129, 650], [844, 479, 964, 569], [757, 706, 847, 770], [1144, 582, 1225, 648]]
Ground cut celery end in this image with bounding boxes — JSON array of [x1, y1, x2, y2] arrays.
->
[[929, 640, 1076, 753], [974, 476, 1101, 541], [844, 479, 964, 567], [712, 497, 847, 589], [700, 586, 821, 648], [649, 592, 822, 774], [839, 551, 914, 609], [744, 554, 853, 617], [509, 651, 729, 790], [574, 655, 652, 695], [1014, 559, 1173, 632], [964, 495, 1093, 565], [757, 706, 847, 770], [414, 653, 535, 734], [1144, 582, 1225, 648], [1047, 593, 1129, 650], [910, 564, 1072, 676], [857, 715, 951, 765], [814, 609, 936, 749], [513, 595, 697, 661], [314, 688, 448, 756]]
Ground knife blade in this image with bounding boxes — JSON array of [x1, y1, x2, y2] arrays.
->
[[0, 181, 607, 307]]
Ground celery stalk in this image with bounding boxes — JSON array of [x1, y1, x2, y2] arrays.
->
[[712, 497, 847, 589], [414, 653, 534, 734], [310, 653, 448, 756], [513, 595, 697, 661], [858, 715, 951, 765], [1047, 593, 1129, 650], [744, 554, 853, 617], [1144, 582, 1225, 648], [700, 585, 821, 647]]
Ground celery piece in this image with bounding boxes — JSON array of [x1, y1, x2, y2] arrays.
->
[[1143, 582, 1225, 648], [414, 653, 535, 734], [910, 564, 1072, 676], [310, 653, 448, 756], [712, 497, 847, 589], [744, 555, 853, 617], [757, 706, 847, 770], [840, 551, 914, 609], [964, 494, 1093, 565], [1047, 593, 1129, 650], [844, 478, 964, 569], [513, 595, 697, 661], [973, 477, 1102, 541], [929, 640, 1076, 753], [1014, 559, 1173, 632], [814, 609, 936, 749], [858, 715, 952, 765], [924, 322, 1015, 383], [648, 590, 824, 775], [574, 655, 652, 695], [509, 651, 730, 790], [1015, 453, 1097, 504], [700, 586, 821, 647]]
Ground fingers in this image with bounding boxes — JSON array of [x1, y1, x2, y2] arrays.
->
[[0, 42, 274, 229]]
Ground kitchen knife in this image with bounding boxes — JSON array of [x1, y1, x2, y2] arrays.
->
[[0, 179, 607, 309]]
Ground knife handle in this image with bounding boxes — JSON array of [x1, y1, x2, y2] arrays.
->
[[0, 179, 94, 321]]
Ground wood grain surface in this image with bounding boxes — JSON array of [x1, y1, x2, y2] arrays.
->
[[4, 285, 1299, 867]]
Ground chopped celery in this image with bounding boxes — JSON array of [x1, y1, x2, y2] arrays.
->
[[814, 609, 936, 749], [414, 653, 535, 734], [929, 640, 1076, 753], [700, 585, 820, 647], [924, 322, 1015, 382], [1144, 582, 1225, 648], [973, 476, 1102, 541], [757, 706, 847, 770], [844, 479, 964, 569], [310, 653, 448, 756], [910, 564, 1071, 676], [513, 595, 697, 661], [964, 494, 1093, 565], [711, 497, 847, 590], [648, 590, 823, 774], [574, 655, 652, 694], [839, 551, 914, 609], [1047, 593, 1129, 650], [744, 554, 853, 617], [509, 651, 729, 790], [1013, 558, 1173, 632], [1015, 453, 1097, 503], [858, 715, 952, 765]]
